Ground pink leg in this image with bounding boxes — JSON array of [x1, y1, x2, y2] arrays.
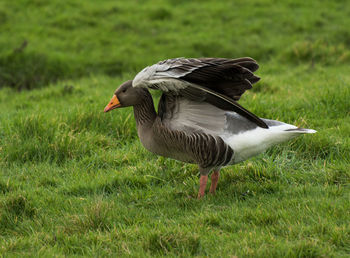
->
[[209, 170, 220, 194], [197, 175, 208, 199]]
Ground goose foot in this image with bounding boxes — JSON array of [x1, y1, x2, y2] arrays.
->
[[209, 170, 220, 194], [197, 175, 208, 199]]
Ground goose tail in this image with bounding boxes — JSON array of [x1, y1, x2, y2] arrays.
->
[[284, 128, 317, 134]]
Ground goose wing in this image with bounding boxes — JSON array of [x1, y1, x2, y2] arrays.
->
[[133, 57, 268, 128]]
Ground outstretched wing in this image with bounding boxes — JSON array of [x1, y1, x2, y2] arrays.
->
[[133, 57, 268, 128]]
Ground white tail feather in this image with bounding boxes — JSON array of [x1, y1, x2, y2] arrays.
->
[[222, 124, 316, 164]]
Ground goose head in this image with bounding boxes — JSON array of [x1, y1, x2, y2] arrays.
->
[[104, 80, 147, 112]]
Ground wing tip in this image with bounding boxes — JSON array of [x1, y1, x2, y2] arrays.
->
[[257, 119, 269, 129]]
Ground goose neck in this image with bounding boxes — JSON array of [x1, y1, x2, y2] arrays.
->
[[133, 91, 156, 127]]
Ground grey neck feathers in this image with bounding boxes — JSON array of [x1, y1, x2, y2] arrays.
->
[[133, 90, 157, 126]]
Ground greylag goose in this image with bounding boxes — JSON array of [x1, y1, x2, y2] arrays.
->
[[104, 57, 316, 198]]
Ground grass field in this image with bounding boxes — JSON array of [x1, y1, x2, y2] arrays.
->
[[1, 0, 350, 256]]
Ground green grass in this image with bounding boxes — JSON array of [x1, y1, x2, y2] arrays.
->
[[0, 0, 350, 256]]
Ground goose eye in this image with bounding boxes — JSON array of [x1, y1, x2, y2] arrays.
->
[[122, 89, 126, 93]]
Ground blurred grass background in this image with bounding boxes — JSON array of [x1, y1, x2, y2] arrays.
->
[[0, 0, 349, 256], [1, 0, 350, 90]]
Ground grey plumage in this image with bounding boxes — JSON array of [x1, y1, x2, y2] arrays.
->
[[104, 57, 316, 197], [132, 90, 234, 173]]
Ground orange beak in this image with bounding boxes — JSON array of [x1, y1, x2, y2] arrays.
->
[[104, 95, 121, 112]]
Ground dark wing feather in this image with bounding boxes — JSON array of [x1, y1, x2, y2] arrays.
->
[[180, 58, 260, 100]]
